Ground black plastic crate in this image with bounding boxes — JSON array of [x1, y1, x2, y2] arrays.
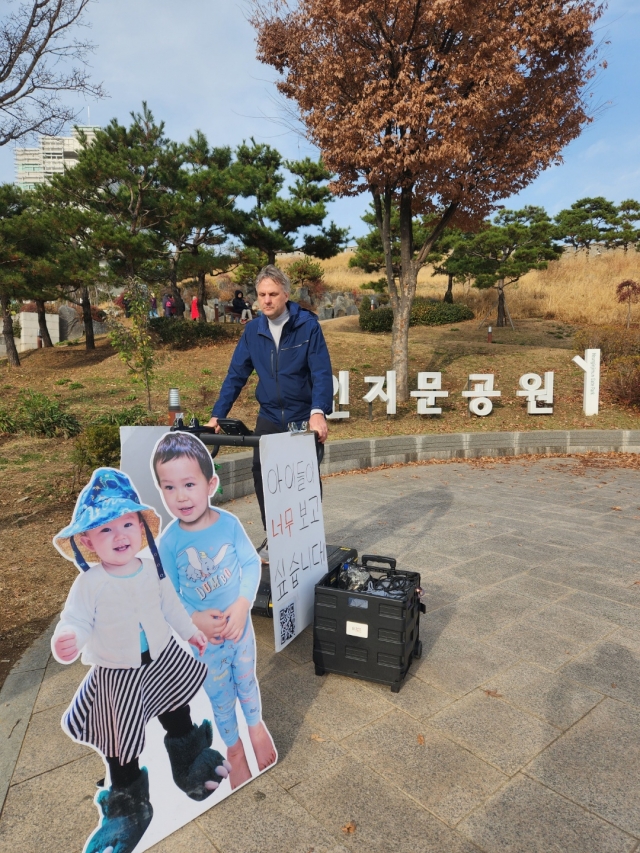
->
[[313, 555, 424, 692]]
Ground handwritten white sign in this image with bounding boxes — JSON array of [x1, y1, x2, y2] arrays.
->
[[260, 432, 328, 651]]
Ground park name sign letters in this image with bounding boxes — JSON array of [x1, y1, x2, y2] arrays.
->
[[327, 349, 600, 419]]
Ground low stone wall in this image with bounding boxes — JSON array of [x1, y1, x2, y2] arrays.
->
[[212, 429, 640, 504]]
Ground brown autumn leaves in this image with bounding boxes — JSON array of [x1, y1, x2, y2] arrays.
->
[[250, 0, 605, 398]]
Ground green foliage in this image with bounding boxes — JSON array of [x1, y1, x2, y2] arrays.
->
[[359, 295, 474, 332], [287, 256, 327, 301], [606, 357, 640, 408], [360, 277, 387, 293], [93, 405, 158, 427], [109, 279, 156, 409], [0, 407, 18, 435], [72, 425, 121, 471], [554, 197, 618, 253], [410, 299, 474, 326], [16, 390, 81, 438], [574, 327, 640, 363], [358, 296, 394, 332], [149, 316, 242, 349]]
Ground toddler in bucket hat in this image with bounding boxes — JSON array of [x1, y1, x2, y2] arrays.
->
[[52, 467, 232, 853]]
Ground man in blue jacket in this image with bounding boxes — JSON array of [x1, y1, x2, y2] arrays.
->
[[206, 265, 333, 559]]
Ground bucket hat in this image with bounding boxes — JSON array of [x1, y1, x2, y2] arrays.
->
[[54, 467, 165, 577]]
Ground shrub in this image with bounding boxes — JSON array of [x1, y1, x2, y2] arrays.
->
[[72, 425, 120, 470], [410, 298, 475, 326], [93, 405, 158, 427], [0, 407, 18, 435], [17, 390, 81, 438], [359, 296, 474, 333], [149, 317, 242, 349], [606, 356, 640, 408], [360, 277, 388, 293], [359, 296, 394, 332], [574, 327, 640, 363]]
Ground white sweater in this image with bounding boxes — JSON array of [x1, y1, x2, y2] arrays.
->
[[53, 558, 197, 669]]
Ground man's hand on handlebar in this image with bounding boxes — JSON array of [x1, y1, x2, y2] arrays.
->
[[309, 412, 328, 443], [205, 417, 222, 434]]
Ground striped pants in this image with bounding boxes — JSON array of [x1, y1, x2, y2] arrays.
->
[[64, 637, 207, 766]]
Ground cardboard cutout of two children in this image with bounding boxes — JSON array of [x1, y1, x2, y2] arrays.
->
[[51, 432, 276, 853]]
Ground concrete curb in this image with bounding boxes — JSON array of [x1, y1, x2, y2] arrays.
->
[[0, 619, 56, 814], [213, 429, 640, 503]]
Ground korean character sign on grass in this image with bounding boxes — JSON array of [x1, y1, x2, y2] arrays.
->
[[260, 432, 328, 651], [410, 372, 449, 415], [462, 374, 501, 416], [517, 372, 554, 414]]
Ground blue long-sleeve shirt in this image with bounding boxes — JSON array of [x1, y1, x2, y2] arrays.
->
[[158, 509, 260, 615]]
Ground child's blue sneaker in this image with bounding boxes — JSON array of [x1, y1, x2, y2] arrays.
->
[[86, 767, 153, 853]]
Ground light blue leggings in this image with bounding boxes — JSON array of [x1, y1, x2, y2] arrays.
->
[[201, 619, 261, 748]]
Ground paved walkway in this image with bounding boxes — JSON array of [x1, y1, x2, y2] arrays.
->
[[2, 456, 640, 852]]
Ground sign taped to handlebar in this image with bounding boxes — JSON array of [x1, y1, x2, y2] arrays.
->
[[260, 432, 328, 651]]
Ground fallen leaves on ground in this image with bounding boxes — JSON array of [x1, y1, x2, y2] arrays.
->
[[484, 689, 503, 698], [310, 733, 326, 743], [342, 821, 357, 835], [417, 734, 425, 745]]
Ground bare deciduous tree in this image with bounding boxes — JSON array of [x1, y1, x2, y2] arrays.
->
[[0, 0, 105, 146]]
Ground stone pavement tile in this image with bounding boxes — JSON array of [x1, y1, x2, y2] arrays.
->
[[362, 674, 454, 722], [487, 622, 595, 670], [344, 709, 506, 826], [458, 774, 637, 853], [497, 574, 572, 603], [560, 591, 640, 631], [522, 603, 617, 645], [446, 553, 532, 587], [560, 634, 640, 708], [148, 819, 219, 852], [423, 588, 539, 641], [255, 637, 297, 683], [196, 773, 350, 853], [33, 657, 85, 713], [279, 625, 314, 666], [264, 697, 347, 790], [292, 753, 481, 853], [12, 702, 91, 784], [485, 662, 603, 729], [0, 752, 104, 853], [261, 663, 391, 740], [530, 564, 640, 603], [429, 690, 559, 776], [528, 699, 640, 837], [412, 632, 519, 697], [477, 534, 569, 563], [403, 551, 465, 575]]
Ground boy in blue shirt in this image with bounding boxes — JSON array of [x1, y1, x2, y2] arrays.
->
[[153, 432, 277, 789]]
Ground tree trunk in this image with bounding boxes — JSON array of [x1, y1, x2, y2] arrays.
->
[[81, 286, 95, 350], [267, 249, 277, 265], [1, 292, 20, 367], [168, 256, 185, 318], [389, 188, 417, 402], [35, 298, 53, 347], [496, 283, 506, 327], [444, 273, 454, 304], [197, 271, 207, 323]]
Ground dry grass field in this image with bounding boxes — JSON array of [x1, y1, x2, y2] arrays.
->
[[290, 247, 640, 328]]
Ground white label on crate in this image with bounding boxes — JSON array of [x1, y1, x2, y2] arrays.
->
[[346, 621, 369, 639]]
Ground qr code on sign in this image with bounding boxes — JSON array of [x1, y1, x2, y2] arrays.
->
[[279, 601, 296, 645]]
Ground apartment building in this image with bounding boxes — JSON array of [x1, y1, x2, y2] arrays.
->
[[14, 126, 101, 190]]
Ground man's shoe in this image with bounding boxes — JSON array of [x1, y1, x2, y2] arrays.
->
[[257, 538, 269, 564]]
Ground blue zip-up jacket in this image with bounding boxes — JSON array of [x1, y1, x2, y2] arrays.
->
[[212, 301, 333, 428]]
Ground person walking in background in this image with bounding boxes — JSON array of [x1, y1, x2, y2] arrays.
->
[[191, 295, 200, 321], [206, 265, 333, 562]]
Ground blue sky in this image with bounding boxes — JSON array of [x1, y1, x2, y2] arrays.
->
[[1, 0, 638, 238]]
